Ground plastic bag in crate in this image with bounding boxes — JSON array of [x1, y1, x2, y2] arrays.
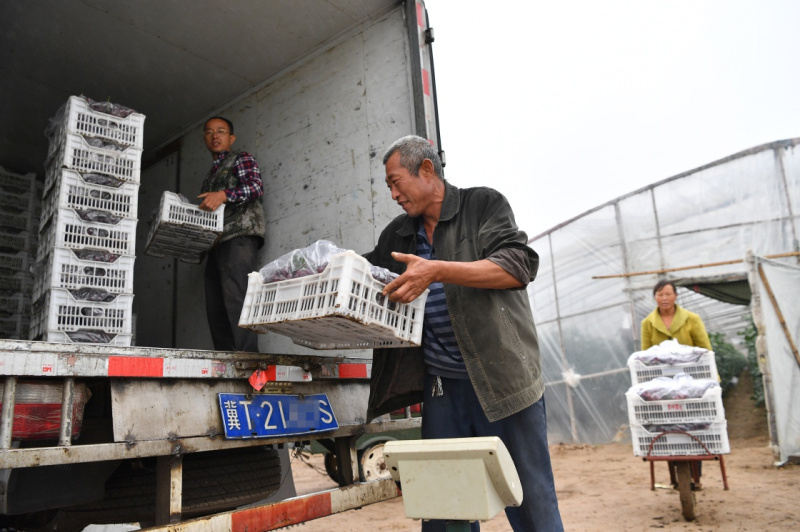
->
[[239, 250, 427, 349]]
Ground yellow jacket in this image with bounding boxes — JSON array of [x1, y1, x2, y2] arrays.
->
[[640, 305, 712, 351]]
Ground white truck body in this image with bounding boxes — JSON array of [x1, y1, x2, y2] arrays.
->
[[0, 0, 438, 528]]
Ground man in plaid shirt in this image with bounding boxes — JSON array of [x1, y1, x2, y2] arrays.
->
[[198, 117, 266, 352]]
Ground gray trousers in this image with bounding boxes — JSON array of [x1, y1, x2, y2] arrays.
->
[[204, 235, 260, 352]]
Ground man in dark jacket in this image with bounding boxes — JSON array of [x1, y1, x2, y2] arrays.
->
[[197, 117, 266, 352], [364, 135, 562, 531]]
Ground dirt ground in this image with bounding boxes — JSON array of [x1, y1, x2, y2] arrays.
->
[[285, 370, 799, 531]]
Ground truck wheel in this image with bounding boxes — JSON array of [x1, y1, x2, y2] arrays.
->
[[359, 441, 392, 482], [48, 446, 284, 530], [182, 445, 283, 515], [324, 452, 339, 482]]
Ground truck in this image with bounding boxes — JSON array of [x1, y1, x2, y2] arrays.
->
[[0, 0, 439, 529]]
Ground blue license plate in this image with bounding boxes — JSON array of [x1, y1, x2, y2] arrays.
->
[[218, 393, 339, 439]]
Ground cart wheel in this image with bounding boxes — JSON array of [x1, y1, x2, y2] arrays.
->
[[675, 461, 697, 521], [359, 441, 392, 482]]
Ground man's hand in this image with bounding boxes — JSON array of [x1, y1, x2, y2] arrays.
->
[[382, 252, 438, 304], [197, 190, 227, 211]]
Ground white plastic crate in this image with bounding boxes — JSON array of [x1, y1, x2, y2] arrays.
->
[[0, 231, 37, 255], [38, 209, 137, 259], [0, 185, 42, 216], [0, 166, 39, 195], [0, 251, 33, 275], [0, 211, 38, 234], [49, 96, 145, 150], [0, 293, 30, 316], [30, 288, 133, 340], [626, 386, 725, 426], [628, 351, 718, 386], [630, 420, 730, 457], [39, 330, 132, 346], [43, 160, 130, 197], [144, 191, 224, 263], [40, 169, 139, 230], [33, 247, 135, 302], [46, 132, 142, 184], [0, 315, 30, 339], [239, 251, 427, 349], [0, 272, 33, 298]]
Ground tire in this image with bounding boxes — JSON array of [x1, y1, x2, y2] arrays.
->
[[324, 452, 339, 482], [49, 446, 284, 531], [359, 441, 392, 482], [675, 461, 696, 521]]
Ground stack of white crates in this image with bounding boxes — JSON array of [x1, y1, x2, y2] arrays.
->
[[0, 167, 42, 340], [30, 96, 145, 346], [625, 345, 730, 458]]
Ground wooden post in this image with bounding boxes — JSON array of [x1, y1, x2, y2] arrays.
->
[[58, 377, 75, 447], [155, 454, 183, 524], [0, 376, 17, 449]]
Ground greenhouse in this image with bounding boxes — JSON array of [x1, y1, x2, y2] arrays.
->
[[530, 137, 800, 464]]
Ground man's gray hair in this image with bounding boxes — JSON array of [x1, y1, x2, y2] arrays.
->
[[382, 135, 444, 179]]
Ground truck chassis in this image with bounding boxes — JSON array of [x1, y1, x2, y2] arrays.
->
[[0, 339, 419, 529]]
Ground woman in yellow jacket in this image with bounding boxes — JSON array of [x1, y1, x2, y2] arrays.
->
[[640, 278, 712, 490], [641, 279, 712, 351]]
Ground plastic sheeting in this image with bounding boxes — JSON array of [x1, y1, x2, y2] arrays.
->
[[750, 257, 800, 464], [529, 138, 800, 445]]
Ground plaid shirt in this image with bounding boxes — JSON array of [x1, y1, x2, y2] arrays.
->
[[210, 151, 263, 204]]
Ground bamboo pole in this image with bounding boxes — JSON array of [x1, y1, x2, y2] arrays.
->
[[592, 251, 800, 280]]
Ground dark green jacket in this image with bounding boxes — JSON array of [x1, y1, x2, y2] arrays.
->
[[364, 181, 544, 423], [201, 151, 266, 247]]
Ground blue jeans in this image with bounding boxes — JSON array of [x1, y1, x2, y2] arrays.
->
[[420, 374, 563, 532]]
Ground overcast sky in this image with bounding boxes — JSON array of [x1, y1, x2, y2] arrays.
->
[[424, 0, 800, 238]]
